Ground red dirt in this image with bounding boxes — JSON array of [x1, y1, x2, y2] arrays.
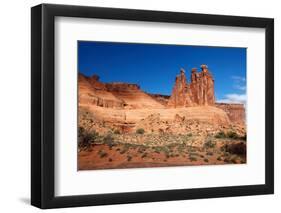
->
[[78, 144, 245, 170]]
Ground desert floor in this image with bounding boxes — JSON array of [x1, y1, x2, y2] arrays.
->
[[78, 134, 246, 170]]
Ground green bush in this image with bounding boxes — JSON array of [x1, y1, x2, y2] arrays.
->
[[215, 130, 242, 140], [215, 131, 226, 138], [136, 128, 145, 134], [78, 127, 99, 150], [226, 131, 239, 139], [204, 139, 215, 149]]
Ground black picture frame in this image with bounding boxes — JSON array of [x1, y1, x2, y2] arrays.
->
[[31, 3, 274, 209]]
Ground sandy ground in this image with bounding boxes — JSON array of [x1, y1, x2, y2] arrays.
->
[[78, 143, 246, 170]]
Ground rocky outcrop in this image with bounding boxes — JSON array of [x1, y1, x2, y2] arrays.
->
[[148, 93, 170, 106], [167, 69, 194, 107], [215, 103, 245, 124], [167, 65, 215, 107], [79, 73, 125, 108], [190, 65, 215, 106], [79, 67, 246, 130], [79, 73, 164, 109]]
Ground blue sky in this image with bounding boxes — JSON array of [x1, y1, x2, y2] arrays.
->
[[78, 41, 246, 103]]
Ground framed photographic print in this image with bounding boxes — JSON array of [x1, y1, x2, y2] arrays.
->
[[31, 4, 274, 209]]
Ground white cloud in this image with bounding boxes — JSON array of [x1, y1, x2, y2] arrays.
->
[[231, 76, 246, 82], [234, 85, 246, 91], [232, 76, 246, 91], [217, 93, 246, 104]]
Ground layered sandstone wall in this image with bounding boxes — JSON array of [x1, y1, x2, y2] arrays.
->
[[215, 103, 245, 124], [78, 74, 125, 108], [79, 69, 246, 127], [167, 65, 215, 108], [147, 93, 170, 106], [78, 73, 164, 109]]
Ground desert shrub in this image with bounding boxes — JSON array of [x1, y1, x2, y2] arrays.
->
[[120, 149, 126, 154], [189, 156, 197, 162], [187, 133, 193, 137], [153, 146, 162, 154], [204, 139, 216, 150], [206, 151, 214, 156], [136, 128, 145, 134], [226, 131, 239, 139], [204, 158, 209, 163], [215, 131, 226, 138], [222, 152, 230, 157], [127, 155, 132, 161], [138, 146, 146, 153], [215, 130, 243, 140], [98, 150, 108, 158], [224, 142, 246, 156], [170, 153, 176, 158], [78, 127, 99, 150], [177, 143, 186, 153], [103, 134, 115, 147], [240, 133, 247, 141], [167, 143, 177, 149], [113, 129, 121, 134], [217, 156, 223, 161], [141, 153, 148, 158], [108, 158, 113, 162], [123, 143, 131, 150], [162, 146, 170, 156], [119, 144, 130, 154], [224, 158, 231, 163]]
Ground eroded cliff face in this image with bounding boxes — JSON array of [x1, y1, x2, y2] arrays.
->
[[78, 73, 164, 109], [215, 103, 246, 125], [78, 74, 125, 108], [79, 64, 246, 132], [167, 65, 215, 108]]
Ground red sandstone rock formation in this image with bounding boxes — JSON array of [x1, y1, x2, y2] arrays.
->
[[78, 73, 164, 109], [190, 65, 215, 106], [167, 65, 215, 107], [147, 93, 170, 106], [167, 68, 194, 107], [79, 69, 245, 129], [79, 73, 125, 108], [215, 103, 245, 124]]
